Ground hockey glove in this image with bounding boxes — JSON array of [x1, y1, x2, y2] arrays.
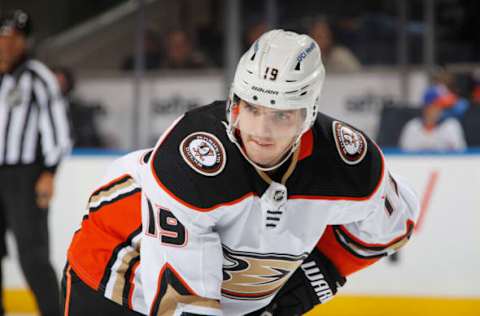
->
[[247, 248, 346, 316]]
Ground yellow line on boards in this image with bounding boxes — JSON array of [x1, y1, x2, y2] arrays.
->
[[4, 289, 37, 313], [306, 295, 480, 316], [3, 289, 480, 315]]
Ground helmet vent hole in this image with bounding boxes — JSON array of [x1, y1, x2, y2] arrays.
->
[[285, 89, 299, 94], [253, 95, 258, 101], [250, 52, 257, 61], [270, 100, 276, 105], [300, 91, 308, 96], [295, 62, 301, 71]]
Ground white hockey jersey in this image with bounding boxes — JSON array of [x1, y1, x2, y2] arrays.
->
[[67, 101, 420, 316]]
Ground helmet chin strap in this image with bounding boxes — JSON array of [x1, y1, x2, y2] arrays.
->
[[223, 121, 302, 172]]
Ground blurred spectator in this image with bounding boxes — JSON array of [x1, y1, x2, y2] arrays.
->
[[308, 17, 361, 72], [423, 69, 470, 121], [161, 29, 209, 69], [122, 28, 163, 71], [471, 68, 480, 106], [399, 93, 467, 152], [52, 66, 106, 148]]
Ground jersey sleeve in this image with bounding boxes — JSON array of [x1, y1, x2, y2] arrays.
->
[[100, 149, 152, 184], [140, 160, 223, 315], [67, 149, 150, 294], [317, 171, 420, 276]]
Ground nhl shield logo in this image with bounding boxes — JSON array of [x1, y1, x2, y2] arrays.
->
[[180, 132, 226, 176], [332, 121, 367, 165]]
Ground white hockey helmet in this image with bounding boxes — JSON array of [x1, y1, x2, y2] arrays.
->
[[226, 29, 325, 170]]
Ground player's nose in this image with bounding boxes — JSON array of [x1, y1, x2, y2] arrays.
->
[[252, 113, 274, 138]]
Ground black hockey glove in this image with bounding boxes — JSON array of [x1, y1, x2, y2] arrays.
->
[[247, 248, 346, 316]]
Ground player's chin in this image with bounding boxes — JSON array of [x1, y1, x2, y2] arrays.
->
[[248, 151, 282, 167]]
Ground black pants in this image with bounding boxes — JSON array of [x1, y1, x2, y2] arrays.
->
[[61, 265, 144, 316], [0, 165, 60, 316]]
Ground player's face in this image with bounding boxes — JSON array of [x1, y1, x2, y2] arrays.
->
[[234, 100, 305, 167]]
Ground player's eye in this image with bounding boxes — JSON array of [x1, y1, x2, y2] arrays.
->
[[273, 110, 295, 122], [275, 111, 289, 120], [244, 103, 260, 115]]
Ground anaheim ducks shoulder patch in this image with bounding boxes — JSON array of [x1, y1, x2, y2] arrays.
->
[[332, 121, 367, 165], [179, 132, 227, 176]]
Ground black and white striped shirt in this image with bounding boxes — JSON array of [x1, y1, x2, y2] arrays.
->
[[0, 59, 71, 169]]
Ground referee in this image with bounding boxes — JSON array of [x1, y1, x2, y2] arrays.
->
[[0, 10, 71, 316]]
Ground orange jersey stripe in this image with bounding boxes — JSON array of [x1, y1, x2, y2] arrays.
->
[[298, 129, 314, 161], [64, 265, 72, 316], [67, 188, 142, 290], [316, 226, 380, 276]]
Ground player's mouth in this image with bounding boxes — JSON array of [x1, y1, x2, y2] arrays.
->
[[249, 137, 275, 147]]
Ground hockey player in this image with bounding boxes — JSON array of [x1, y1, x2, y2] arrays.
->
[[63, 29, 419, 316]]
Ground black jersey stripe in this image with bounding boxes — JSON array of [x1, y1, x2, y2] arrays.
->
[[89, 187, 141, 213], [33, 73, 58, 146], [146, 198, 156, 235], [385, 197, 394, 215], [46, 91, 57, 145], [334, 225, 389, 252], [90, 175, 133, 197], [150, 264, 198, 316], [331, 222, 414, 259], [332, 226, 387, 259], [267, 210, 282, 215], [122, 256, 140, 307], [98, 226, 142, 292], [32, 73, 58, 146], [266, 217, 280, 221], [2, 108, 12, 162], [389, 173, 399, 196], [18, 81, 35, 161], [142, 149, 153, 163], [335, 222, 414, 252]]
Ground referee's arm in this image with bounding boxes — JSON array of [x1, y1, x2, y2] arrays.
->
[[33, 68, 72, 173]]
